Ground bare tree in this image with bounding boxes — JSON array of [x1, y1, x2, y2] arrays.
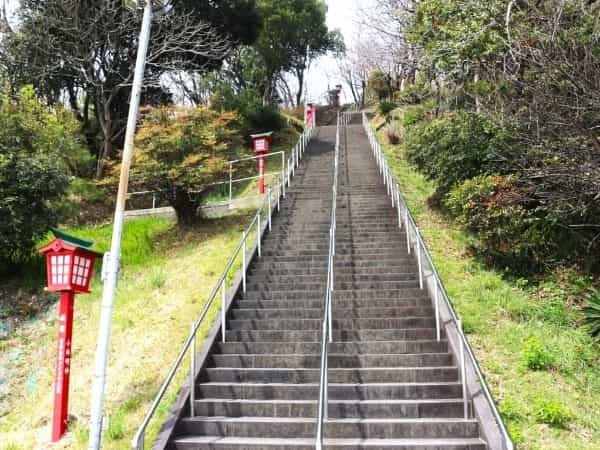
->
[[355, 0, 422, 92]]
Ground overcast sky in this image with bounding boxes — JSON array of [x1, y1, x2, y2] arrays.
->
[[307, 0, 374, 104]]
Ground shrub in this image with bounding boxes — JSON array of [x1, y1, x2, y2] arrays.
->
[[385, 125, 401, 145], [402, 102, 437, 128], [0, 87, 86, 270], [403, 111, 504, 200], [106, 411, 125, 440], [395, 80, 432, 105], [522, 337, 555, 370], [583, 289, 600, 341], [368, 70, 391, 100], [245, 104, 285, 132], [444, 175, 563, 271], [132, 106, 242, 225], [378, 100, 397, 117], [212, 86, 284, 132], [533, 398, 572, 428]]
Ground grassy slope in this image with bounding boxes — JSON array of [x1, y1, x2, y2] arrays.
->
[[0, 212, 254, 450], [374, 115, 600, 449]]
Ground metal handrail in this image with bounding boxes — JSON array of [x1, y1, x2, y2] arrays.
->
[[360, 112, 514, 450], [315, 113, 342, 449], [131, 125, 315, 450]]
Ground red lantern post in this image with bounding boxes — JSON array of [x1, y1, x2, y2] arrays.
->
[[251, 132, 273, 195], [38, 229, 102, 442], [305, 103, 317, 127]]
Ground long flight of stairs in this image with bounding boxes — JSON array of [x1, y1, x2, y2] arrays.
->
[[164, 122, 488, 449]]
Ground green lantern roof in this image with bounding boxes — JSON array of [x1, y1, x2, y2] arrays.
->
[[51, 227, 95, 249]]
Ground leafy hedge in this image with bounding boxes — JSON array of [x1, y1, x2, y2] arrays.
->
[[403, 111, 504, 201], [444, 174, 565, 272], [0, 87, 87, 270]]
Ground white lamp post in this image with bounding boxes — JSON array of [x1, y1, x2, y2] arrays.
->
[[87, 1, 154, 448]]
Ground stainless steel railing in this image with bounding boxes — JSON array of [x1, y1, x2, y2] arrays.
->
[[361, 112, 514, 450], [131, 125, 315, 450], [316, 112, 348, 449]]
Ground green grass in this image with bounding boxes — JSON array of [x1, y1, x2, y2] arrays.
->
[[374, 113, 600, 449], [0, 213, 254, 449]]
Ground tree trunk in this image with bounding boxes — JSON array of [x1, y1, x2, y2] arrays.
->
[[95, 96, 116, 179], [295, 69, 304, 107], [172, 188, 197, 226]]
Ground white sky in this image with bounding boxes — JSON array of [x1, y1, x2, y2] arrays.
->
[[306, 0, 375, 104]]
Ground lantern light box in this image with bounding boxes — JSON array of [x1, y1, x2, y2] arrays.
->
[[38, 228, 102, 294]]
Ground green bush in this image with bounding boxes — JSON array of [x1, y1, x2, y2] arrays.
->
[[378, 100, 398, 117], [533, 398, 572, 428], [445, 175, 563, 271], [395, 80, 432, 105], [106, 411, 125, 440], [0, 87, 87, 269], [523, 337, 555, 370], [245, 104, 285, 132], [583, 289, 600, 341], [402, 102, 437, 128], [212, 86, 284, 132], [403, 111, 504, 200]]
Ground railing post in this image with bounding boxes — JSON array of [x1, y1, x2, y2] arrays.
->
[[416, 229, 423, 289], [277, 184, 281, 212], [397, 186, 402, 228], [281, 153, 286, 198], [458, 320, 468, 419], [221, 282, 227, 343], [189, 322, 196, 417], [287, 158, 291, 187], [257, 212, 261, 257], [152, 193, 157, 210], [242, 231, 247, 293], [268, 187, 272, 231], [229, 162, 233, 203], [405, 210, 411, 255], [435, 282, 440, 341]]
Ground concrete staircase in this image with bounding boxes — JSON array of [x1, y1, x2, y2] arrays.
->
[[164, 124, 488, 449]]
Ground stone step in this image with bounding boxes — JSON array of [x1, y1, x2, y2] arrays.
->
[[215, 340, 447, 355], [244, 281, 419, 292], [226, 317, 436, 330], [202, 366, 457, 384], [195, 382, 463, 400], [233, 298, 431, 310], [190, 398, 467, 419], [224, 328, 440, 342], [249, 267, 418, 276], [210, 353, 454, 369], [247, 274, 419, 283], [177, 417, 480, 439], [229, 307, 434, 320], [239, 288, 427, 300], [172, 436, 487, 450], [250, 258, 417, 268]]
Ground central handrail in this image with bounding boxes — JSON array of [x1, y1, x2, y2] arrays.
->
[[132, 125, 315, 450], [360, 111, 514, 450], [316, 111, 349, 449]]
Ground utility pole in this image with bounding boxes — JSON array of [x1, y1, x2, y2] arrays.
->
[[87, 1, 154, 448]]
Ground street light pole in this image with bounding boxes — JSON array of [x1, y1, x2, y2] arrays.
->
[[87, 1, 154, 449]]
